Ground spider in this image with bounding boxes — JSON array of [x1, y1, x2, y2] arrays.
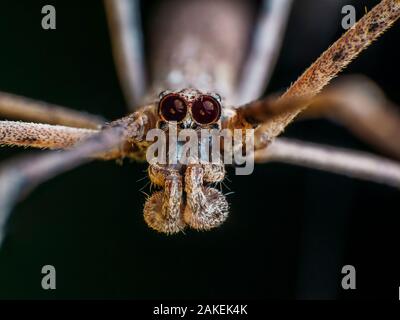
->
[[0, 0, 399, 245]]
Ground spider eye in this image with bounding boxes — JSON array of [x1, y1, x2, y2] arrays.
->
[[159, 94, 188, 122], [191, 95, 221, 125]]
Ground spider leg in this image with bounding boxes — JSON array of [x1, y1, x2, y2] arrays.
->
[[183, 164, 229, 230], [104, 0, 147, 109], [236, 0, 293, 105], [227, 75, 400, 158], [227, 0, 400, 144], [0, 100, 159, 244], [0, 127, 125, 245], [143, 173, 186, 234], [254, 138, 400, 188], [299, 75, 400, 159], [0, 103, 158, 160], [0, 120, 98, 149], [0, 91, 105, 129]]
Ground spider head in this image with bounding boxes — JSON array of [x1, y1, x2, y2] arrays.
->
[[143, 89, 229, 234], [157, 88, 222, 131]]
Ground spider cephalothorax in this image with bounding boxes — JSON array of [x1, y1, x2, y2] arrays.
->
[[144, 89, 229, 234]]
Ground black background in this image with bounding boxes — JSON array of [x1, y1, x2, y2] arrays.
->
[[0, 0, 398, 300]]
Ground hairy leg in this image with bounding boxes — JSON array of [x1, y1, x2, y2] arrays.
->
[[227, 75, 400, 158], [0, 102, 159, 160], [255, 138, 400, 188], [227, 0, 400, 146], [0, 127, 125, 245], [0, 91, 105, 129], [0, 120, 98, 149], [183, 164, 228, 230], [299, 75, 400, 159], [0, 102, 161, 244], [144, 171, 186, 234]]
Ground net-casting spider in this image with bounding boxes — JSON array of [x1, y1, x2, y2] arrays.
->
[[0, 0, 399, 243]]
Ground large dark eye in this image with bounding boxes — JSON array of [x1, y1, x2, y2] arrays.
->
[[191, 95, 221, 125], [159, 94, 187, 122]]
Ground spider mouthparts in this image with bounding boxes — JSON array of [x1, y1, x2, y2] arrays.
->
[[144, 163, 228, 233], [183, 186, 229, 230]]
